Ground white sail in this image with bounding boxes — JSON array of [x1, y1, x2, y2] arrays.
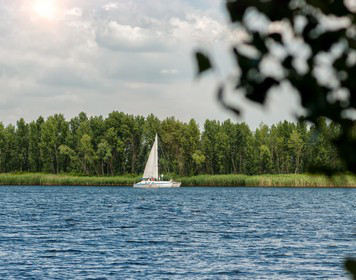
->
[[142, 134, 159, 179], [133, 133, 180, 188]]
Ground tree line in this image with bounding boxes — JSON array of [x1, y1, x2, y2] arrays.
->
[[0, 111, 344, 176]]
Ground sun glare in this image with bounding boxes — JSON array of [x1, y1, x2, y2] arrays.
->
[[33, 0, 56, 20]]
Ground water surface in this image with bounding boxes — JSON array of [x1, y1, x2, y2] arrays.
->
[[0, 186, 355, 279]]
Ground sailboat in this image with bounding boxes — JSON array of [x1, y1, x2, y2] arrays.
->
[[133, 134, 181, 188]]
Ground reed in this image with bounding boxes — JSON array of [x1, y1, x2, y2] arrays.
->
[[0, 173, 355, 187], [178, 174, 248, 187], [177, 174, 356, 187], [244, 174, 356, 187], [0, 173, 140, 186]]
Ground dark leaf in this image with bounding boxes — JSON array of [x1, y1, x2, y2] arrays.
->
[[307, 165, 335, 176], [217, 85, 224, 101], [226, 0, 252, 23], [245, 77, 279, 104], [195, 51, 213, 76], [302, 14, 319, 42], [217, 85, 241, 116], [232, 47, 260, 72], [333, 52, 348, 71], [334, 132, 356, 174], [334, 54, 356, 101], [268, 32, 283, 44], [226, 0, 294, 23], [345, 259, 356, 280], [252, 32, 268, 54], [306, 0, 351, 17], [282, 55, 293, 69], [347, 36, 356, 50], [224, 104, 242, 116], [310, 29, 346, 54]]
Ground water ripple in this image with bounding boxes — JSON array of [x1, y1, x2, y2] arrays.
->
[[0, 186, 354, 279]]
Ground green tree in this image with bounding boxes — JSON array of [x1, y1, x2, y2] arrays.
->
[[215, 126, 230, 174], [40, 114, 68, 173], [59, 144, 77, 172], [182, 119, 201, 175], [78, 134, 95, 175], [0, 111, 350, 177], [201, 120, 220, 174], [288, 129, 304, 174], [16, 118, 29, 172], [105, 111, 133, 174], [160, 117, 185, 175], [96, 139, 113, 175], [3, 125, 17, 172], [270, 124, 284, 173], [192, 150, 206, 175], [259, 145, 272, 174], [127, 115, 145, 174], [221, 120, 238, 174], [28, 117, 44, 172], [235, 122, 256, 175], [0, 123, 6, 172]]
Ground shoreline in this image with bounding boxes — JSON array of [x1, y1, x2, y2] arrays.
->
[[0, 173, 355, 188]]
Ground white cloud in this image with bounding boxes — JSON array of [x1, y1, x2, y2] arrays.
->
[[96, 20, 172, 52], [106, 22, 147, 43], [160, 69, 179, 75], [0, 0, 300, 128], [66, 7, 82, 17], [103, 2, 119, 11]]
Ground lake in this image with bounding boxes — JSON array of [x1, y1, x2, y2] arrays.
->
[[0, 186, 354, 279]]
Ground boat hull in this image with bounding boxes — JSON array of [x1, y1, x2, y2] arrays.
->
[[171, 182, 181, 188], [133, 180, 174, 188]]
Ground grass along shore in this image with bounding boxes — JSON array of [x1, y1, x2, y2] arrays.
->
[[0, 173, 355, 187], [0, 173, 140, 186], [178, 174, 356, 187]]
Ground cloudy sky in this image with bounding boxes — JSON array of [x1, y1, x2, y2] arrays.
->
[[0, 0, 300, 128]]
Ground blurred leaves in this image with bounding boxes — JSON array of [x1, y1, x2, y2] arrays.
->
[[226, 0, 294, 22], [345, 259, 356, 280], [217, 85, 241, 116], [195, 0, 356, 174], [305, 0, 351, 17], [195, 51, 213, 76], [196, 2, 356, 274]]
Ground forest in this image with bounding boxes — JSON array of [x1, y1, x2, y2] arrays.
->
[[0, 111, 345, 176]]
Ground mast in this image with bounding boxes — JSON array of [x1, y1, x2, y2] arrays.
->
[[155, 133, 159, 179]]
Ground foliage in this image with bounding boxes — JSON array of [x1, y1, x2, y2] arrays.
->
[[195, 0, 356, 174], [0, 112, 349, 177], [345, 259, 356, 280]]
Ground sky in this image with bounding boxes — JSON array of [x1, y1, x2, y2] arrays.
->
[[0, 0, 301, 129]]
